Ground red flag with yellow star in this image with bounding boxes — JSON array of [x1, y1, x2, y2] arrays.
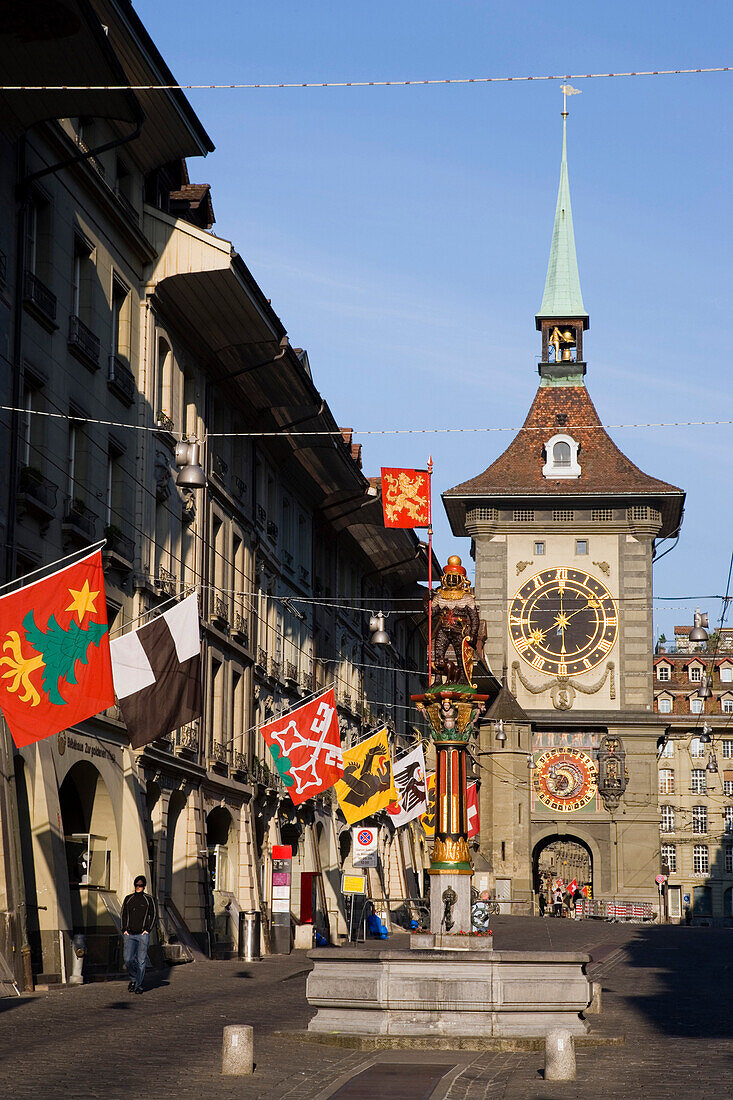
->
[[0, 549, 114, 747]]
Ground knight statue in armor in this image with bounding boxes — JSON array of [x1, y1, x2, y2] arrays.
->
[[429, 556, 485, 687]]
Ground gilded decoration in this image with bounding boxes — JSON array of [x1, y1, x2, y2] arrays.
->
[[512, 660, 616, 702], [432, 835, 472, 865]]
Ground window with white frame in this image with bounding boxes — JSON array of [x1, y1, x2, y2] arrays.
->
[[659, 769, 674, 795], [692, 805, 708, 833], [542, 433, 581, 479], [723, 698, 733, 714], [689, 665, 703, 682], [691, 770, 707, 795], [659, 739, 674, 758], [693, 845, 709, 874], [726, 846, 733, 874], [660, 805, 675, 832], [723, 741, 733, 759], [690, 737, 705, 757], [725, 778, 733, 797], [658, 697, 672, 714], [721, 665, 733, 683], [725, 806, 733, 834], [661, 844, 677, 873], [657, 665, 670, 681], [690, 697, 703, 714]]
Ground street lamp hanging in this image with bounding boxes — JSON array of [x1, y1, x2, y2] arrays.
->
[[175, 439, 206, 489], [369, 612, 390, 646], [689, 608, 709, 643]]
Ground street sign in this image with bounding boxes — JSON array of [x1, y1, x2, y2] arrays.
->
[[342, 873, 366, 894], [352, 826, 378, 868], [655, 874, 666, 885]]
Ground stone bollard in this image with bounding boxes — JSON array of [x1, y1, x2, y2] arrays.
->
[[587, 981, 602, 1014], [222, 1025, 254, 1076], [545, 1028, 576, 1081]]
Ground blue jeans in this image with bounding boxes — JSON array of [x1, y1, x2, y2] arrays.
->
[[123, 931, 149, 990]]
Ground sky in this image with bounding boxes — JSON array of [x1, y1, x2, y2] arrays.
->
[[136, 0, 732, 644]]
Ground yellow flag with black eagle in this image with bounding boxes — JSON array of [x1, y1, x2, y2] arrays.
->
[[335, 727, 398, 825]]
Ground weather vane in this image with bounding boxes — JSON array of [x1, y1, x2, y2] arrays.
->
[[560, 83, 582, 117]]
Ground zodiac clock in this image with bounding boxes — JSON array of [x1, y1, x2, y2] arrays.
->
[[533, 748, 598, 812]]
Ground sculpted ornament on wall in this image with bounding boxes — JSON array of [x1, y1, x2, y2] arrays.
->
[[512, 660, 616, 709]]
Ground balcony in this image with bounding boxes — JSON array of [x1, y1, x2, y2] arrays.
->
[[256, 504, 266, 528], [283, 550, 294, 571], [108, 354, 136, 406], [158, 567, 177, 597], [299, 565, 310, 585], [232, 751, 248, 776], [16, 467, 58, 532], [62, 498, 98, 544], [0, 249, 6, 285], [208, 741, 230, 769], [23, 269, 57, 330], [285, 661, 298, 683], [269, 658, 281, 681], [175, 725, 199, 755], [210, 453, 229, 486], [232, 611, 249, 646], [267, 520, 278, 544], [68, 315, 101, 371], [301, 672, 314, 693], [103, 524, 135, 571], [233, 476, 247, 501], [256, 647, 268, 670], [211, 595, 229, 629]]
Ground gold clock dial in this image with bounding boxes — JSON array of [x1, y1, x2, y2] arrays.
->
[[533, 748, 598, 812], [509, 567, 618, 676]]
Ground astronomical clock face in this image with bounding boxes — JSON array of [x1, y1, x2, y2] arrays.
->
[[533, 749, 598, 812], [509, 567, 618, 676]]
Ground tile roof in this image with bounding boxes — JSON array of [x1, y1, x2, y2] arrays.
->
[[443, 383, 684, 540]]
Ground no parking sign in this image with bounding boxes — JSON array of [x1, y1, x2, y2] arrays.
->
[[352, 826, 379, 868]]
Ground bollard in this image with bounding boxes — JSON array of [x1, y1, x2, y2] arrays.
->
[[587, 981, 602, 1014], [545, 1028, 576, 1081], [222, 1025, 254, 1076], [69, 934, 86, 986]]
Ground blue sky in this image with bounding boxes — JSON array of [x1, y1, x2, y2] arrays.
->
[[137, 1, 732, 642]]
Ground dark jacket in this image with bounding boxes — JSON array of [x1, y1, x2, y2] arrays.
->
[[121, 892, 156, 935]]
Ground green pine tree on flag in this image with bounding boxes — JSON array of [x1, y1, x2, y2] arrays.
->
[[23, 610, 108, 706]]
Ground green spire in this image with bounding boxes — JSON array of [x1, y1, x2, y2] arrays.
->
[[537, 116, 587, 320]]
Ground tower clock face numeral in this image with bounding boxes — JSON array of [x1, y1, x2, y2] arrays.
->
[[508, 567, 618, 675]]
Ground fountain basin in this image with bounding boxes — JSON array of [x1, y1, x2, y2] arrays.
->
[[306, 948, 592, 1038]]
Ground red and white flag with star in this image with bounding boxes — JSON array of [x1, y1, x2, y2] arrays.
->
[[0, 549, 114, 748]]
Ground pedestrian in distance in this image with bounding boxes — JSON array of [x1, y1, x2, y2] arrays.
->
[[553, 887, 563, 918], [538, 893, 547, 917], [121, 875, 156, 994]]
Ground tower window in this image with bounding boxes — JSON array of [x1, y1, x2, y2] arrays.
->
[[575, 540, 588, 555], [542, 433, 581, 480], [534, 541, 545, 556]]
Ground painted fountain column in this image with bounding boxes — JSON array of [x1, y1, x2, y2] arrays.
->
[[412, 555, 487, 934]]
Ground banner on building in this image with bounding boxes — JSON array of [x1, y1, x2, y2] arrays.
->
[[335, 727, 398, 825], [386, 744, 428, 826], [419, 772, 437, 837], [0, 549, 114, 748], [380, 468, 430, 528], [261, 689, 344, 806], [110, 593, 202, 749], [467, 781, 479, 839], [352, 825, 379, 868]]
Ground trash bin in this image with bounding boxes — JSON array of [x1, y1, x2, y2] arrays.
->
[[239, 911, 261, 961]]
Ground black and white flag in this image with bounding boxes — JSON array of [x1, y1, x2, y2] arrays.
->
[[110, 594, 202, 749], [386, 744, 428, 827]]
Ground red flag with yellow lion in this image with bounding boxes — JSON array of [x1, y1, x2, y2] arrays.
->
[[380, 468, 430, 528]]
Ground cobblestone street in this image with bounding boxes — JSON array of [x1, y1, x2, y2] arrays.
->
[[1, 918, 731, 1099]]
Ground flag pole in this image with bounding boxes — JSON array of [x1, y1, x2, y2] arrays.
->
[[427, 455, 433, 685]]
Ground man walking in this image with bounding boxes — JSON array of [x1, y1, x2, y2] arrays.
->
[[122, 875, 156, 994]]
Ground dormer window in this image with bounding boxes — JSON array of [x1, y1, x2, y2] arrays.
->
[[542, 433, 581, 480], [657, 664, 671, 681], [689, 664, 703, 683]]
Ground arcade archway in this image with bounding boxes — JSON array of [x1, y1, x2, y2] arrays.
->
[[532, 834, 593, 900]]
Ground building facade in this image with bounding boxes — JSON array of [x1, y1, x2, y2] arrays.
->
[[0, 1, 432, 989], [654, 644, 733, 923], [443, 115, 685, 911]]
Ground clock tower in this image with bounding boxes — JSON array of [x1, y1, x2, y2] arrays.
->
[[443, 113, 685, 911]]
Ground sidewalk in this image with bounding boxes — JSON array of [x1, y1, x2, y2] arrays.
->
[[1, 918, 730, 1098]]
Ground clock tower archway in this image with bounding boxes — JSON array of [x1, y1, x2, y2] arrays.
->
[[443, 110, 685, 912]]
